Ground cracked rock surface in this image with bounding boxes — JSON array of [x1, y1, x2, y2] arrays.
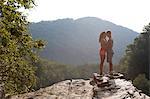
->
[[11, 79, 93, 99], [10, 73, 150, 99]]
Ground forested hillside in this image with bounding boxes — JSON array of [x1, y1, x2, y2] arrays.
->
[[119, 23, 150, 95]]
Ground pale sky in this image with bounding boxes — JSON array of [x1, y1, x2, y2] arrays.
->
[[27, 0, 150, 32]]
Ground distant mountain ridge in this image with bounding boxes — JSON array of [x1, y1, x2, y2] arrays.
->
[[29, 17, 138, 65]]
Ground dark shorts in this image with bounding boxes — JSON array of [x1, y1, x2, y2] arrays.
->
[[107, 49, 114, 62]]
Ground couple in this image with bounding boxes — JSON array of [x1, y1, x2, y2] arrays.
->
[[99, 31, 114, 75]]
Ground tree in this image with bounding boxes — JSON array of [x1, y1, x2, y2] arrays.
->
[[0, 0, 44, 95], [34, 59, 74, 90], [119, 23, 149, 80], [119, 23, 150, 95]]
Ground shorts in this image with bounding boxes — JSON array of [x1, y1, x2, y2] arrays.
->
[[107, 49, 114, 62]]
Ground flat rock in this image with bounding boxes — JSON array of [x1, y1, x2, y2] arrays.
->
[[11, 79, 93, 99], [10, 73, 150, 99]]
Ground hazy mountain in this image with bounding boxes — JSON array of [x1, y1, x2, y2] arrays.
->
[[29, 17, 138, 65]]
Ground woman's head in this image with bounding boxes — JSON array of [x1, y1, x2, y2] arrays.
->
[[99, 32, 106, 42]]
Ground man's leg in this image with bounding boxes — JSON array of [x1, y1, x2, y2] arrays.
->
[[100, 62, 103, 75], [107, 51, 113, 74], [109, 61, 113, 73], [100, 55, 105, 75]]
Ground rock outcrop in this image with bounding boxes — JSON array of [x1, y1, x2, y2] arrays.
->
[[91, 73, 149, 99], [11, 79, 93, 99], [10, 73, 150, 99]]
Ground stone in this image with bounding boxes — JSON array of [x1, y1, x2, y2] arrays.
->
[[10, 73, 150, 99]]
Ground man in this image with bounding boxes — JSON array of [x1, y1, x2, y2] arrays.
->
[[106, 31, 114, 74]]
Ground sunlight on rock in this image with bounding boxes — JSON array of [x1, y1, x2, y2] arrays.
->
[[10, 73, 150, 99]]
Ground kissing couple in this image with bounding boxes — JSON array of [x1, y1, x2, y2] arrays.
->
[[99, 31, 114, 75]]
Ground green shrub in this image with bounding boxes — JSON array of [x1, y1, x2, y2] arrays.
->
[[133, 74, 150, 95]]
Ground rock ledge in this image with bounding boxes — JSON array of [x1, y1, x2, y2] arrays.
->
[[11, 73, 150, 99]]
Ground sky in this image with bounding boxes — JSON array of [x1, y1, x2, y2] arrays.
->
[[27, 0, 150, 32]]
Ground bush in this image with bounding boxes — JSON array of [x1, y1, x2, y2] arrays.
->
[[133, 74, 150, 95]]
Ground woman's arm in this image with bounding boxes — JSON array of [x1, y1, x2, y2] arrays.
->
[[101, 39, 107, 49]]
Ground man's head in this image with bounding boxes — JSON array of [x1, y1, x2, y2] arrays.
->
[[106, 31, 112, 38]]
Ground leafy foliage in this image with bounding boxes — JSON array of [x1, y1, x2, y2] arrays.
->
[[119, 23, 150, 95], [34, 59, 99, 90], [119, 23, 149, 79], [133, 74, 150, 95], [0, 0, 44, 95], [34, 59, 72, 89]]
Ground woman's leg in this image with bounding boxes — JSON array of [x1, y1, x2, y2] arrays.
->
[[100, 54, 105, 75]]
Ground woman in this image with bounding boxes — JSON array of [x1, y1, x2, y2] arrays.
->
[[99, 32, 107, 75]]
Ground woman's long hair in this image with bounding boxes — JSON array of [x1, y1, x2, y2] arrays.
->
[[99, 32, 105, 43]]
